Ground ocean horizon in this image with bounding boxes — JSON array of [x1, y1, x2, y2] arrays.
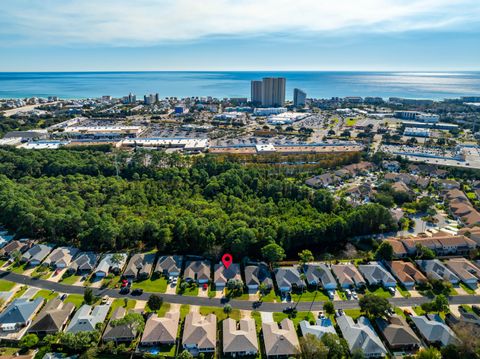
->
[[1, 71, 479, 100]]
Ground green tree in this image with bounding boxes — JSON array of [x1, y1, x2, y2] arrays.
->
[[147, 294, 163, 311], [323, 301, 335, 317], [177, 350, 194, 359], [416, 243, 436, 259], [223, 304, 232, 317], [416, 347, 442, 359], [19, 333, 39, 349], [298, 249, 314, 266], [351, 348, 366, 359], [84, 287, 94, 305], [374, 241, 394, 261], [261, 243, 286, 267], [110, 312, 145, 334], [299, 333, 328, 359], [359, 294, 391, 319], [321, 333, 350, 359]]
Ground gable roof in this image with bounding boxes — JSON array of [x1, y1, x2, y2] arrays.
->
[[182, 312, 216, 350], [66, 304, 110, 333], [69, 252, 99, 272], [141, 311, 180, 344], [388, 261, 427, 284], [331, 263, 366, 287], [155, 255, 183, 274], [262, 319, 300, 357], [95, 253, 128, 274], [223, 318, 258, 354], [244, 263, 273, 288], [304, 263, 336, 287], [411, 315, 458, 346], [444, 258, 480, 282], [28, 298, 75, 334], [0, 298, 44, 326], [416, 259, 459, 283], [22, 243, 54, 263], [44, 247, 79, 267], [299, 318, 336, 339], [358, 262, 396, 286], [376, 315, 421, 348], [214, 263, 241, 285], [184, 260, 211, 281], [337, 315, 387, 356], [123, 253, 155, 277], [103, 307, 137, 341], [274, 267, 304, 289]]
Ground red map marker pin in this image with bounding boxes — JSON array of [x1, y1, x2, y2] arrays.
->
[[221, 253, 233, 269]]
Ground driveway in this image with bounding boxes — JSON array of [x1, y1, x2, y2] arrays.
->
[[260, 312, 273, 323]]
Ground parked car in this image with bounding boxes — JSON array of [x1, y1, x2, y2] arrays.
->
[[131, 289, 143, 296], [120, 287, 130, 295]]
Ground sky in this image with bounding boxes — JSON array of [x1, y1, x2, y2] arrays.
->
[[0, 0, 479, 71]]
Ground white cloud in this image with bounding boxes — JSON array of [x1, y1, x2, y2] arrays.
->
[[2, 0, 480, 45]]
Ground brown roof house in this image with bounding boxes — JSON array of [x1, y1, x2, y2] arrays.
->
[[385, 239, 408, 258], [140, 311, 180, 346], [184, 260, 211, 284], [262, 319, 300, 358], [213, 263, 242, 290], [223, 318, 258, 357], [444, 258, 480, 289], [28, 298, 75, 336], [331, 263, 366, 289], [182, 312, 216, 355], [387, 261, 427, 289], [376, 315, 421, 352], [123, 253, 155, 279]]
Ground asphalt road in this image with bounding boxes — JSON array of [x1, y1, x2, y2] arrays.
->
[[2, 270, 480, 312]]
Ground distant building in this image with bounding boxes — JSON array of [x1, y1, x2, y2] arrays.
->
[[261, 77, 286, 107], [251, 80, 263, 105], [293, 88, 307, 107]]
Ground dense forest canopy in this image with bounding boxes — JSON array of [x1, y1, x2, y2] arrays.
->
[[0, 147, 397, 258]]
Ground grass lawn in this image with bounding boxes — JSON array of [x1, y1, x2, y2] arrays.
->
[[273, 311, 315, 328], [251, 311, 262, 333], [156, 302, 171, 317], [261, 290, 281, 302], [102, 275, 121, 289], [31, 266, 53, 280], [132, 276, 168, 293], [344, 308, 362, 320], [365, 286, 392, 299], [394, 307, 407, 318], [291, 289, 329, 302], [0, 279, 15, 291], [110, 298, 136, 317], [459, 283, 476, 295], [60, 274, 82, 285], [346, 118, 357, 126], [225, 288, 249, 300], [0, 347, 20, 356], [176, 282, 199, 297], [460, 305, 474, 313], [413, 306, 426, 316], [154, 344, 176, 358], [397, 285, 411, 298], [13, 286, 27, 299], [199, 306, 241, 321], [337, 290, 347, 301], [64, 294, 84, 308], [9, 262, 29, 274], [180, 304, 190, 321], [33, 289, 58, 301]]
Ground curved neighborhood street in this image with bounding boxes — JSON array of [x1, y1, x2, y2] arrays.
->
[[2, 269, 480, 312]]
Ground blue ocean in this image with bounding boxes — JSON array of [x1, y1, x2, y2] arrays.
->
[[0, 71, 479, 100]]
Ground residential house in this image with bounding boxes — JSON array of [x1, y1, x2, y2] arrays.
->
[[182, 312, 216, 355], [140, 311, 180, 346], [262, 319, 300, 358], [154, 255, 183, 277], [299, 317, 336, 339], [410, 314, 458, 346], [223, 318, 259, 357], [399, 234, 476, 256], [382, 160, 400, 172], [213, 263, 242, 290], [458, 226, 480, 245], [416, 259, 459, 285], [387, 261, 427, 289], [0, 231, 14, 249], [66, 304, 110, 333], [305, 173, 341, 189], [123, 253, 155, 279], [28, 298, 75, 336], [0, 298, 43, 333], [342, 161, 375, 176], [445, 189, 480, 227], [0, 240, 32, 259], [337, 314, 387, 358], [21, 244, 54, 266], [358, 262, 397, 288], [244, 262, 273, 292], [68, 252, 99, 274], [183, 260, 211, 284], [93, 253, 128, 278], [331, 263, 366, 289], [43, 247, 79, 269], [303, 263, 337, 290], [438, 179, 461, 190], [274, 267, 305, 293], [444, 258, 480, 289], [376, 315, 421, 352], [384, 239, 408, 258], [102, 307, 137, 344], [445, 306, 480, 328]]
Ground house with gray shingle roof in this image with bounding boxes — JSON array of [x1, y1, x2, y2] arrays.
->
[[358, 262, 396, 288], [154, 255, 183, 277], [140, 311, 180, 346], [66, 304, 110, 333], [94, 253, 128, 278], [102, 307, 138, 344], [331, 263, 366, 289], [68, 252, 99, 274], [300, 317, 336, 339], [43, 247, 79, 269], [183, 260, 211, 284], [244, 263, 273, 292], [0, 298, 44, 332], [410, 314, 459, 346], [376, 315, 421, 352], [304, 263, 337, 290], [28, 298, 75, 336], [337, 314, 387, 358], [214, 263, 241, 290], [123, 253, 155, 279], [274, 267, 305, 293], [262, 319, 300, 358], [416, 259, 459, 285], [21, 244, 54, 266], [223, 318, 258, 356]]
